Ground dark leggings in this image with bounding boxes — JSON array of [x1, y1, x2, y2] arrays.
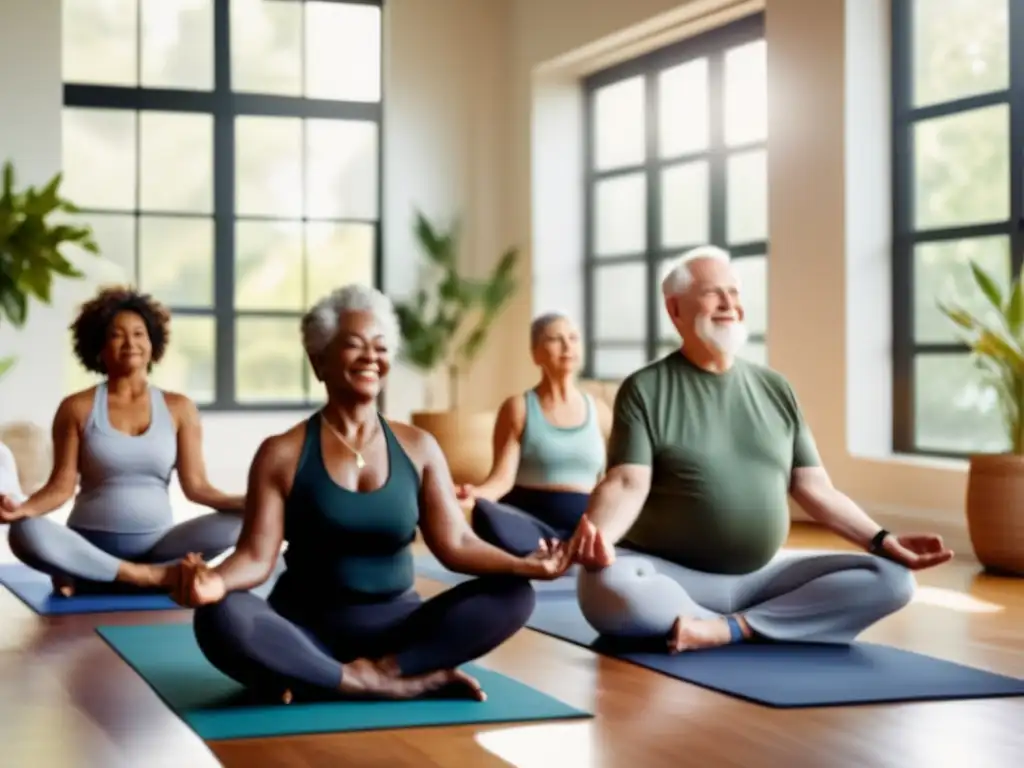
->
[[471, 487, 589, 557], [193, 575, 536, 696]]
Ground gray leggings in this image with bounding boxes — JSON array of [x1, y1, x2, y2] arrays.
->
[[578, 549, 917, 645], [7, 512, 243, 587]]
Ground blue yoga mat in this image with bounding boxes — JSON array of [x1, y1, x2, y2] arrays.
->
[[526, 597, 1024, 708], [97, 623, 590, 740], [414, 552, 578, 595], [0, 562, 177, 615]]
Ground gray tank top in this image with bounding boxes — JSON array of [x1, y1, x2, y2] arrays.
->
[[67, 381, 177, 533]]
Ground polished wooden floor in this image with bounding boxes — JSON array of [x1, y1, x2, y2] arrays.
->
[[1, 524, 1022, 768]]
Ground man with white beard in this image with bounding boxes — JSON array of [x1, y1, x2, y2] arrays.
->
[[566, 246, 953, 653]]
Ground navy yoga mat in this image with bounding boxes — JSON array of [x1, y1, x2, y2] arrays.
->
[[0, 562, 176, 615], [526, 598, 1024, 708], [414, 552, 579, 595], [97, 623, 591, 741]]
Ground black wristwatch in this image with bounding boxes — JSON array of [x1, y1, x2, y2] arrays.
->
[[868, 528, 891, 555]]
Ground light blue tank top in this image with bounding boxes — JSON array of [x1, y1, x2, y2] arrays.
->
[[514, 389, 606, 489], [67, 382, 177, 533]]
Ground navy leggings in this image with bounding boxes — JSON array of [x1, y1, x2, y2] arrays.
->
[[471, 486, 589, 557], [193, 575, 536, 697]]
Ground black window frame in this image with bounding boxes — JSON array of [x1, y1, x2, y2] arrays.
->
[[581, 13, 767, 380], [890, 0, 1024, 456], [62, 0, 386, 412]]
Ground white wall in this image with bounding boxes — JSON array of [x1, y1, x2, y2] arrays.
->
[[0, 0, 516, 505], [0, 0, 66, 429]]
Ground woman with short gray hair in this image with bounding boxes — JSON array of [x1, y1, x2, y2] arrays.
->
[[169, 284, 571, 703], [457, 312, 612, 556]]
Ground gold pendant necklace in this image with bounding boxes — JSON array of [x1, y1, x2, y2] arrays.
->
[[320, 412, 375, 469]]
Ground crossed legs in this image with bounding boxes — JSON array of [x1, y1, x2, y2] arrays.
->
[[577, 549, 916, 650], [193, 575, 536, 701], [8, 512, 244, 595], [471, 489, 589, 557]]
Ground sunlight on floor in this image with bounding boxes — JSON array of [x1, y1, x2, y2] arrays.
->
[[475, 721, 595, 768], [912, 585, 1004, 614], [894, 705, 1011, 768]]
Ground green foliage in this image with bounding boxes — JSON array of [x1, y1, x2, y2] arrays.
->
[[393, 211, 518, 407], [0, 160, 99, 380], [938, 260, 1024, 454]]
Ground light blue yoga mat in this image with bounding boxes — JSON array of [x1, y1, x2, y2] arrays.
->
[[414, 552, 578, 595], [0, 562, 176, 615], [96, 623, 591, 740]]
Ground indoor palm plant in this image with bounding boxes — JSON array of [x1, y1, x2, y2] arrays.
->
[[0, 160, 99, 382], [394, 210, 518, 483], [938, 261, 1024, 575]]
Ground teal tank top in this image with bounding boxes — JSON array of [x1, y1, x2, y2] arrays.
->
[[514, 389, 606, 489], [272, 415, 420, 611]]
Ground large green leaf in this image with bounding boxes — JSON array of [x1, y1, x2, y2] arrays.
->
[[0, 159, 99, 332], [970, 260, 1005, 311], [393, 210, 521, 402]]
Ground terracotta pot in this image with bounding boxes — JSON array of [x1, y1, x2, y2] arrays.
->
[[411, 410, 496, 486], [965, 454, 1024, 576]]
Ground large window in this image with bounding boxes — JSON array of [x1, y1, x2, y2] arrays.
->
[[892, 0, 1018, 454], [61, 0, 383, 409], [582, 15, 768, 380]]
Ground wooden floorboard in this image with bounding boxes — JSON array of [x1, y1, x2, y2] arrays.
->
[[1, 524, 1022, 768]]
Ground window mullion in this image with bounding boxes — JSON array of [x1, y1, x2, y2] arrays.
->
[[212, 0, 235, 409], [645, 71, 660, 363]]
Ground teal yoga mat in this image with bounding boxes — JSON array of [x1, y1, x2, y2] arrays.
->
[[96, 623, 590, 741]]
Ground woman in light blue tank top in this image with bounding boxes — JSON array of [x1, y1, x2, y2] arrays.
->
[[0, 287, 245, 597], [456, 313, 612, 556]]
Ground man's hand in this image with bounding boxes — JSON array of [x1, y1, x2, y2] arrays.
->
[[0, 494, 26, 524], [516, 538, 573, 580], [170, 553, 227, 607], [880, 533, 953, 570], [567, 517, 616, 570]]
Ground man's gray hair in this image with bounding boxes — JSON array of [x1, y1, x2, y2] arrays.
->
[[660, 245, 732, 298], [530, 311, 573, 347], [301, 284, 401, 357]]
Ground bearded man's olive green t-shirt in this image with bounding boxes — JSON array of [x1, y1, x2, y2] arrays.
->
[[608, 350, 821, 575]]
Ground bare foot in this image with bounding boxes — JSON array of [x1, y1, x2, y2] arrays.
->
[[667, 615, 750, 654], [51, 575, 75, 598], [338, 659, 485, 701], [435, 669, 486, 701], [117, 562, 173, 590]]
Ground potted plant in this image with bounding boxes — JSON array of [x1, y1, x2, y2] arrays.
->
[[939, 261, 1024, 575], [394, 210, 518, 484], [0, 159, 99, 382]]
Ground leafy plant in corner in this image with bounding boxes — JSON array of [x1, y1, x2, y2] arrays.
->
[[938, 261, 1024, 454], [393, 210, 518, 410], [0, 160, 99, 380]]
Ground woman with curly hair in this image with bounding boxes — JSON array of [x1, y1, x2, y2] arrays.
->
[[0, 286, 245, 596]]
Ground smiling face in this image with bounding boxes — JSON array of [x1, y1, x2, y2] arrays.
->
[[666, 256, 748, 357], [100, 310, 153, 375], [317, 309, 391, 401], [532, 316, 582, 376]]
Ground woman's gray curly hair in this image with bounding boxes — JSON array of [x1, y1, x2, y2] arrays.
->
[[301, 284, 401, 360]]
